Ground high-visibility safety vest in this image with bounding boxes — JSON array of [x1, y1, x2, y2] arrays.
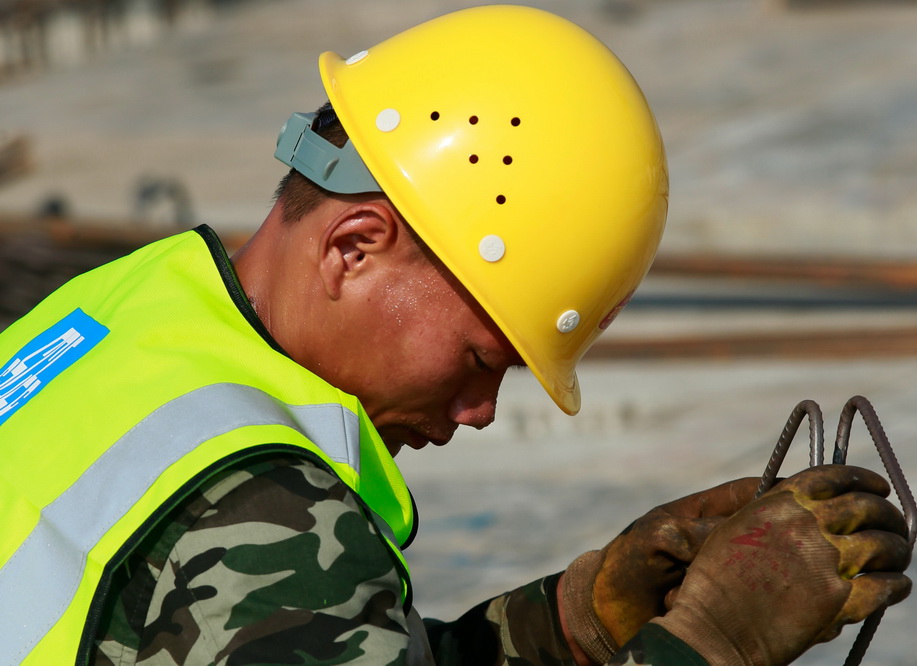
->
[[0, 226, 416, 665]]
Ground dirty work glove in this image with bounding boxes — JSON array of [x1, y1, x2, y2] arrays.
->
[[561, 477, 760, 663], [652, 465, 912, 666]]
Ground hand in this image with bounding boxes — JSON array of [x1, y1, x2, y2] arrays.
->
[[560, 477, 760, 663], [653, 465, 912, 666]]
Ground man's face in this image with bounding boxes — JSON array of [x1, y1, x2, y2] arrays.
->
[[335, 251, 524, 457]]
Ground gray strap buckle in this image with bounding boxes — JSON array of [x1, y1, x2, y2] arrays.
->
[[274, 112, 382, 194]]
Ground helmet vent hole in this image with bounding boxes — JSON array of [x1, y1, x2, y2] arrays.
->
[[430, 111, 440, 121], [469, 115, 479, 125], [510, 117, 521, 126], [469, 154, 479, 164], [503, 155, 513, 165], [496, 195, 506, 205]]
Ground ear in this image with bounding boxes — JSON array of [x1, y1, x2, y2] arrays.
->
[[317, 201, 399, 300]]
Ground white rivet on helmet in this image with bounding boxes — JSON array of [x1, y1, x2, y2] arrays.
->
[[376, 108, 401, 132], [479, 235, 506, 262], [345, 50, 369, 65], [556, 310, 581, 333]]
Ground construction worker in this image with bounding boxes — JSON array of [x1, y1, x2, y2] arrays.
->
[[0, 5, 909, 665]]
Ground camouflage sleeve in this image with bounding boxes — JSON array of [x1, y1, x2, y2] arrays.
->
[[424, 578, 710, 666], [610, 623, 708, 665], [425, 573, 577, 666], [92, 455, 414, 665]]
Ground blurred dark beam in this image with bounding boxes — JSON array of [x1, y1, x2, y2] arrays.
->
[[650, 254, 917, 291], [589, 327, 917, 361]]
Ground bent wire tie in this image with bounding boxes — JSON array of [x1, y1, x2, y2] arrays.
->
[[754, 395, 917, 666]]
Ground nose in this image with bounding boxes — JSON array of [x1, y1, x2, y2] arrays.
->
[[447, 374, 503, 430], [448, 397, 496, 429]]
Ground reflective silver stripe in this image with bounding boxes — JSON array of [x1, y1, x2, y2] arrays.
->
[[0, 382, 361, 663], [369, 508, 397, 545]]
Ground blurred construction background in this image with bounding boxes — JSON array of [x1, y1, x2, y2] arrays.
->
[[2, 1, 917, 663]]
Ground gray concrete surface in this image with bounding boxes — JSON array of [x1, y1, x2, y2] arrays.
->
[[3, 1, 917, 663]]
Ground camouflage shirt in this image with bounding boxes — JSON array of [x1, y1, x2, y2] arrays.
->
[[90, 454, 705, 666]]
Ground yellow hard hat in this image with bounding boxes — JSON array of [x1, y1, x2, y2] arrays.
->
[[315, 5, 667, 414]]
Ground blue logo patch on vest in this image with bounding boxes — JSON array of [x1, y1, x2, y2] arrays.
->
[[0, 308, 109, 426]]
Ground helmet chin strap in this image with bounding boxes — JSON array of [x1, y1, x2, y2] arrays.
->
[[275, 111, 383, 195]]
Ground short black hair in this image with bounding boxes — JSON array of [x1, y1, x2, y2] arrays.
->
[[272, 102, 349, 224]]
